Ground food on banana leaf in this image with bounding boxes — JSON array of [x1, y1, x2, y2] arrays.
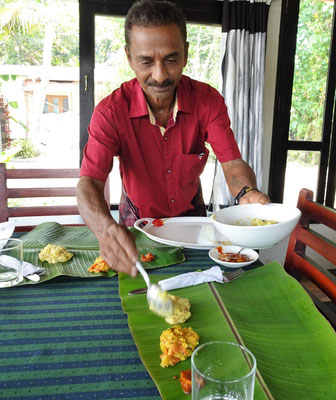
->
[[140, 252, 155, 262], [39, 244, 73, 264], [179, 369, 192, 394], [165, 295, 191, 325], [88, 257, 111, 273], [160, 325, 199, 368]]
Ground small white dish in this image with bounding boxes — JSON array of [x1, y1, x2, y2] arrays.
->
[[208, 245, 259, 268]]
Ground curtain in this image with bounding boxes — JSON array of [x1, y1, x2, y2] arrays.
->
[[210, 0, 272, 210]]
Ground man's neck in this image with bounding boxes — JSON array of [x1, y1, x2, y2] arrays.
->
[[146, 92, 175, 115], [146, 91, 176, 127]]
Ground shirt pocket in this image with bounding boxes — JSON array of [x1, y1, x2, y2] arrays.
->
[[176, 148, 209, 187]]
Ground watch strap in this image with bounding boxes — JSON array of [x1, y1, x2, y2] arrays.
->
[[234, 186, 258, 205]]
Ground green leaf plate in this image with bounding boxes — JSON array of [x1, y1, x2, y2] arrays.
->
[[19, 222, 185, 284], [119, 261, 336, 400]]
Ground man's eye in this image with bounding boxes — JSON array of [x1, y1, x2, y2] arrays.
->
[[140, 61, 152, 66], [167, 58, 178, 63]]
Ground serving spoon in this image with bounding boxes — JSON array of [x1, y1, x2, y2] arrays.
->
[[135, 261, 173, 318]]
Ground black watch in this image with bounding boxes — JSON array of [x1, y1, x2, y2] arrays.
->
[[234, 186, 258, 205]]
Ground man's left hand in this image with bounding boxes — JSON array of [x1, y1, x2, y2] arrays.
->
[[239, 189, 270, 205]]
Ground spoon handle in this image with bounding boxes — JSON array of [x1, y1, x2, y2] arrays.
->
[[135, 261, 150, 288]]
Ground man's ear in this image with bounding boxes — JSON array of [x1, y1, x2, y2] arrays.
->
[[183, 42, 189, 67], [124, 46, 133, 69]]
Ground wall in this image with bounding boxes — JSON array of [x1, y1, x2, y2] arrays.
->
[[260, 0, 285, 264], [263, 0, 282, 193]]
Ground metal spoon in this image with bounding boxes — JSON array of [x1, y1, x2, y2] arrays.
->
[[135, 261, 173, 318]]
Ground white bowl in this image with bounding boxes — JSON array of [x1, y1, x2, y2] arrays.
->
[[211, 203, 301, 249], [209, 245, 259, 268]]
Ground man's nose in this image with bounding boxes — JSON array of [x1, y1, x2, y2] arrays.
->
[[152, 62, 169, 84]]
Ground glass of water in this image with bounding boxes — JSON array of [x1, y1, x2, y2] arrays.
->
[[191, 341, 257, 400], [0, 238, 24, 288]]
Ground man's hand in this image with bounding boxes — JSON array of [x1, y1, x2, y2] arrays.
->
[[98, 221, 138, 277], [77, 176, 138, 276], [239, 189, 270, 205]]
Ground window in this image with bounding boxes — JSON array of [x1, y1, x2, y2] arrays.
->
[[43, 95, 69, 114], [270, 0, 336, 208]]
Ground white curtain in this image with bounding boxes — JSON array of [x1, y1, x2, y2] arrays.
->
[[210, 0, 272, 210]]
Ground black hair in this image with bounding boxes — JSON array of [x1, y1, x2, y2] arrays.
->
[[125, 0, 187, 48]]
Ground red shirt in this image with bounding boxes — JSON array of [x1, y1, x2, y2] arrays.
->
[[80, 75, 241, 219]]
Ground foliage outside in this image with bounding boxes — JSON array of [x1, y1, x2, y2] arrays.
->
[[11, 138, 39, 158], [288, 0, 334, 165]]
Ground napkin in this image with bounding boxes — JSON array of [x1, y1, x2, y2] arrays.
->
[[158, 266, 223, 291], [0, 255, 45, 277]]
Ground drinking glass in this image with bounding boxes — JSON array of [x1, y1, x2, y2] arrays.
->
[[0, 238, 24, 288], [191, 341, 257, 400]]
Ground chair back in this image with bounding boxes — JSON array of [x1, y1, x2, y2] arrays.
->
[[0, 163, 110, 232], [284, 188, 336, 324]]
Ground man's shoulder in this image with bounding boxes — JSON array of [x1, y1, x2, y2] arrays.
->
[[95, 78, 138, 112], [180, 75, 221, 98], [178, 75, 223, 112]]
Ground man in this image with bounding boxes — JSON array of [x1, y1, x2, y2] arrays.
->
[[77, 0, 270, 277]]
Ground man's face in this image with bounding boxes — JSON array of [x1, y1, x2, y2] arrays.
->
[[125, 23, 188, 104]]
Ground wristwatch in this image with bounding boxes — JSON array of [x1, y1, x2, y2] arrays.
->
[[234, 186, 259, 205]]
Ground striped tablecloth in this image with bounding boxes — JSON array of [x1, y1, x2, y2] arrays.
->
[[0, 248, 240, 400]]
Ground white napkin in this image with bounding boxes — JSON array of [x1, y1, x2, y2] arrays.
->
[[0, 255, 45, 277], [158, 266, 223, 291]]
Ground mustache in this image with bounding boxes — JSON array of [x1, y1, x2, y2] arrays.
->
[[146, 79, 174, 88]]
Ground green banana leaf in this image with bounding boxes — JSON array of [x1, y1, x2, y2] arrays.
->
[[19, 222, 184, 284], [21, 222, 99, 249], [119, 261, 336, 400]]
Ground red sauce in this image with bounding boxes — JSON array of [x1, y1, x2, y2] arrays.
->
[[152, 219, 164, 227], [216, 246, 252, 263], [179, 369, 192, 394]]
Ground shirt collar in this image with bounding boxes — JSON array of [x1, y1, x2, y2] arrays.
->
[[129, 75, 192, 119]]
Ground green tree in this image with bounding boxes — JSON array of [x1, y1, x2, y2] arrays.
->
[[289, 0, 334, 164], [0, 0, 79, 66]]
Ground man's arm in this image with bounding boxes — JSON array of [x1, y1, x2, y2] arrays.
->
[[76, 176, 138, 276], [221, 159, 270, 204]]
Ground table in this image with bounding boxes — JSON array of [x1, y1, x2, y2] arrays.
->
[[0, 248, 227, 400], [1, 245, 336, 400]]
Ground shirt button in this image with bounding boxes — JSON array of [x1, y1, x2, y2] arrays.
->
[[164, 136, 168, 141], [170, 199, 175, 203], [167, 169, 171, 173]]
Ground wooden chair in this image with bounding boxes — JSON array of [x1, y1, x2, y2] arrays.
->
[[0, 163, 110, 232], [284, 188, 336, 327]]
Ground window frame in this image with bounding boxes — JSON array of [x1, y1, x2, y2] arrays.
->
[[269, 0, 336, 207]]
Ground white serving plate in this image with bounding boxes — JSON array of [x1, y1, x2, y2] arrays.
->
[[208, 245, 259, 268], [134, 217, 231, 250]]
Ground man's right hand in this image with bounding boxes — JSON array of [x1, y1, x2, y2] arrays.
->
[[77, 176, 139, 277], [98, 221, 139, 277]]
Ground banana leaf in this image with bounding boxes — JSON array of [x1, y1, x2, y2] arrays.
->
[[19, 222, 184, 284], [119, 261, 336, 400]]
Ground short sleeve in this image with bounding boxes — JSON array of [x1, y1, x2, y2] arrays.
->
[[205, 88, 241, 163], [80, 105, 120, 182]]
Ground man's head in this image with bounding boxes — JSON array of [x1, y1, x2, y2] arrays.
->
[[124, 1, 189, 106], [125, 0, 187, 50]]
